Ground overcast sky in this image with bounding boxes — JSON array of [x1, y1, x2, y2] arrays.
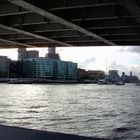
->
[[0, 46, 140, 77]]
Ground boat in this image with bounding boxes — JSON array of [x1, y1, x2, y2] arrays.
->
[[115, 81, 125, 85], [8, 79, 33, 84], [135, 82, 140, 86], [97, 79, 112, 85], [98, 79, 106, 85]]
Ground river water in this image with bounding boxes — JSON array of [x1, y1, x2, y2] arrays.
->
[[0, 83, 140, 139]]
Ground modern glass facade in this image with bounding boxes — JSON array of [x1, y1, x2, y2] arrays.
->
[[56, 61, 67, 80], [22, 58, 54, 79], [21, 58, 78, 80], [67, 62, 78, 80]]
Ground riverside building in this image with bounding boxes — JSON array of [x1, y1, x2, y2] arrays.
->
[[20, 58, 77, 80], [0, 56, 10, 78], [56, 60, 67, 80], [67, 61, 78, 80], [18, 48, 39, 60], [22, 58, 54, 79]]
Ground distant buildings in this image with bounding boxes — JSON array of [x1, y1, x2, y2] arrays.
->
[[78, 69, 105, 81], [0, 48, 139, 83], [0, 56, 10, 78], [78, 68, 139, 83], [78, 69, 88, 80], [87, 70, 105, 80], [120, 71, 139, 83], [106, 70, 120, 83], [105, 70, 139, 83]]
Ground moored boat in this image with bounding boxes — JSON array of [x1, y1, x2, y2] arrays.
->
[[135, 82, 140, 86], [115, 81, 125, 85]]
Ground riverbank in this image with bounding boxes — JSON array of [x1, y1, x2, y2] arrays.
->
[[0, 78, 97, 84], [0, 125, 107, 140]]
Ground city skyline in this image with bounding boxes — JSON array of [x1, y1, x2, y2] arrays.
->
[[0, 46, 140, 77]]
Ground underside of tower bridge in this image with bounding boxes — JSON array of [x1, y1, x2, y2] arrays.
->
[[0, 0, 140, 48]]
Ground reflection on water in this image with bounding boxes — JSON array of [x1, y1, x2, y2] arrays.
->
[[0, 83, 140, 139]]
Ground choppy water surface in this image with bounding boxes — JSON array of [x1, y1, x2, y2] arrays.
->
[[0, 83, 140, 139]]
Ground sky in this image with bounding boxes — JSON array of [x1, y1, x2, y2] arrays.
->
[[0, 46, 140, 77]]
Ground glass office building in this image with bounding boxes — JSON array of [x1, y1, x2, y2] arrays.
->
[[66, 62, 78, 80], [22, 58, 54, 79], [21, 58, 78, 80]]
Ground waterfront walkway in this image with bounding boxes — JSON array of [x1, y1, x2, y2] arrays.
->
[[0, 125, 107, 140]]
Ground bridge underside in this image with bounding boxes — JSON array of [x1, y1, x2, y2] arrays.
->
[[0, 0, 140, 48]]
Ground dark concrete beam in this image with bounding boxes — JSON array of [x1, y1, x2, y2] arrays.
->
[[119, 0, 140, 38], [111, 38, 140, 42], [51, 5, 118, 21], [0, 24, 139, 37], [120, 0, 140, 24], [0, 31, 139, 45], [0, 2, 116, 17], [0, 13, 50, 26], [0, 14, 138, 35], [1, 34, 140, 45], [0, 24, 72, 47], [0, 38, 36, 48], [27, 42, 106, 47], [0, 11, 33, 17], [0, 32, 138, 42], [7, 0, 116, 46], [23, 0, 118, 11], [50, 3, 116, 11], [0, 1, 30, 16], [12, 23, 140, 32], [0, 0, 139, 46]]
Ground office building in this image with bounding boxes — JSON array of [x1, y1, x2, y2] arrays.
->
[[78, 69, 89, 80], [87, 70, 105, 80], [19, 58, 78, 80], [67, 62, 78, 80], [0, 56, 10, 78], [18, 48, 27, 60], [45, 47, 60, 60], [26, 50, 39, 59], [56, 61, 67, 80], [22, 58, 55, 79], [18, 48, 39, 60], [56, 61, 78, 80]]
